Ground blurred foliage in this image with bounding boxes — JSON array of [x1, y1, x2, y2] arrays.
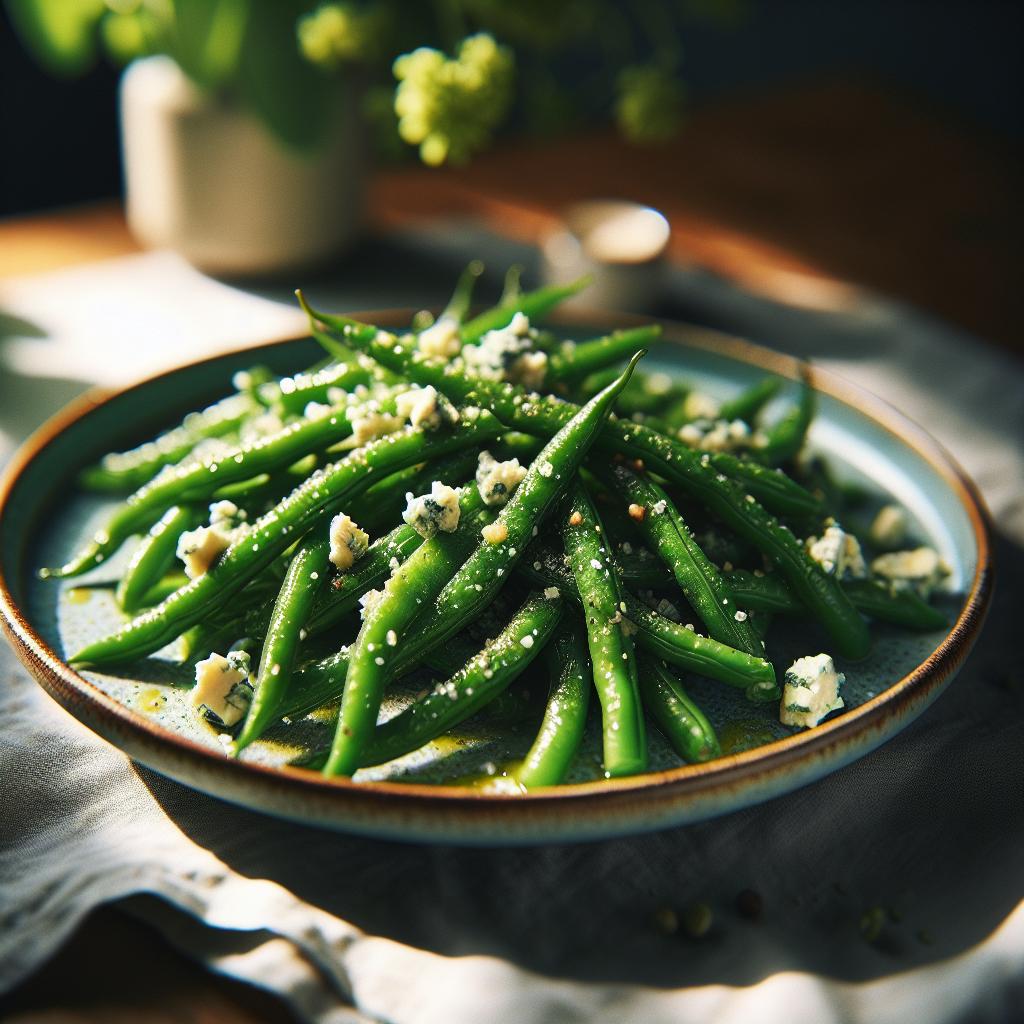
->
[[6, 0, 746, 161], [393, 33, 514, 165]]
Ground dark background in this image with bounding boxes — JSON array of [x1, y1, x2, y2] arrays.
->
[[2, 0, 1022, 218]]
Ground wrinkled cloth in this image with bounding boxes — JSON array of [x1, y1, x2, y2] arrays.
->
[[1, 244, 1022, 1024]]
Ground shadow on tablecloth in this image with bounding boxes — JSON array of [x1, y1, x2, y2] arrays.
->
[[136, 527, 1024, 992]]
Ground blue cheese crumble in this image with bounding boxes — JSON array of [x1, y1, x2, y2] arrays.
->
[[192, 650, 253, 727], [176, 500, 246, 578], [681, 391, 721, 421], [870, 546, 949, 597], [780, 653, 845, 728], [475, 450, 528, 507], [806, 523, 867, 580], [346, 401, 404, 446], [395, 385, 440, 430], [418, 316, 461, 358], [329, 513, 369, 571], [868, 504, 909, 550], [461, 312, 548, 388], [403, 482, 461, 537], [678, 418, 765, 453]]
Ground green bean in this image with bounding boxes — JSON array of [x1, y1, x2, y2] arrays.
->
[[306, 454, 481, 638], [443, 260, 485, 322], [761, 376, 815, 466], [179, 571, 286, 662], [388, 352, 644, 661], [116, 505, 199, 613], [270, 360, 376, 415], [234, 534, 330, 752], [362, 591, 563, 768], [279, 357, 642, 719], [706, 452, 822, 518], [459, 277, 592, 343], [138, 571, 189, 608], [576, 367, 689, 418], [499, 265, 523, 306], [563, 484, 647, 777], [306, 523, 422, 638], [615, 546, 673, 588], [723, 569, 948, 631], [302, 303, 868, 658], [546, 326, 663, 384], [78, 392, 262, 493], [324, 485, 497, 777], [48, 390, 402, 579], [639, 656, 720, 763], [602, 463, 764, 658], [718, 376, 782, 423], [69, 414, 504, 668], [514, 622, 591, 788], [516, 542, 779, 701]]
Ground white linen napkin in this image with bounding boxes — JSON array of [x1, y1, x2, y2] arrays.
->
[[1, 248, 1022, 1023]]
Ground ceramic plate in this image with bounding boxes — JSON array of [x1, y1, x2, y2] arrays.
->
[[0, 313, 993, 844]]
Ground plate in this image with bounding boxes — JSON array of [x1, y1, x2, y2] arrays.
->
[[0, 313, 993, 844]]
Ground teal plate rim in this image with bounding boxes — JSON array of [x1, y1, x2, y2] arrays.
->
[[0, 311, 995, 845]]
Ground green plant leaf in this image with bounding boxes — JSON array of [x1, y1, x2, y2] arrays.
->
[[167, 0, 249, 89], [235, 0, 336, 151], [5, 0, 106, 76]]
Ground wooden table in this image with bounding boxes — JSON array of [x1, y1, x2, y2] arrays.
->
[[1, 80, 1019, 1024]]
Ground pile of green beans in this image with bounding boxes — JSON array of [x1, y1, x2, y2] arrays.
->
[[49, 265, 950, 789]]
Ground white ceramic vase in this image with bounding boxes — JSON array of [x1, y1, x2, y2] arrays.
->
[[120, 56, 364, 276]]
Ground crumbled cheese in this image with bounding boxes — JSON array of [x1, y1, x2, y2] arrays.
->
[[328, 513, 369, 571], [481, 520, 509, 545], [359, 589, 384, 620], [403, 482, 461, 537], [869, 504, 909, 550], [628, 503, 646, 521], [395, 385, 446, 431], [543, 586, 560, 600], [510, 350, 548, 389], [568, 510, 584, 526], [645, 372, 673, 396], [806, 524, 867, 579], [176, 503, 240, 579], [780, 653, 845, 728], [475, 450, 528, 507], [190, 437, 235, 463], [651, 499, 668, 515], [520, 635, 535, 649], [208, 500, 243, 527], [461, 312, 546, 387], [239, 411, 285, 443], [682, 392, 721, 421], [871, 546, 949, 597], [418, 316, 461, 358], [537, 460, 554, 478], [678, 418, 761, 453], [192, 651, 253, 727], [347, 402, 405, 445], [303, 401, 332, 420]]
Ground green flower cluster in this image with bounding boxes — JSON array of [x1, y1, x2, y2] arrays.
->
[[615, 65, 686, 143], [297, 2, 374, 68], [393, 33, 514, 166]]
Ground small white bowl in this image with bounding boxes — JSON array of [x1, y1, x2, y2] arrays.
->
[[543, 200, 671, 311]]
